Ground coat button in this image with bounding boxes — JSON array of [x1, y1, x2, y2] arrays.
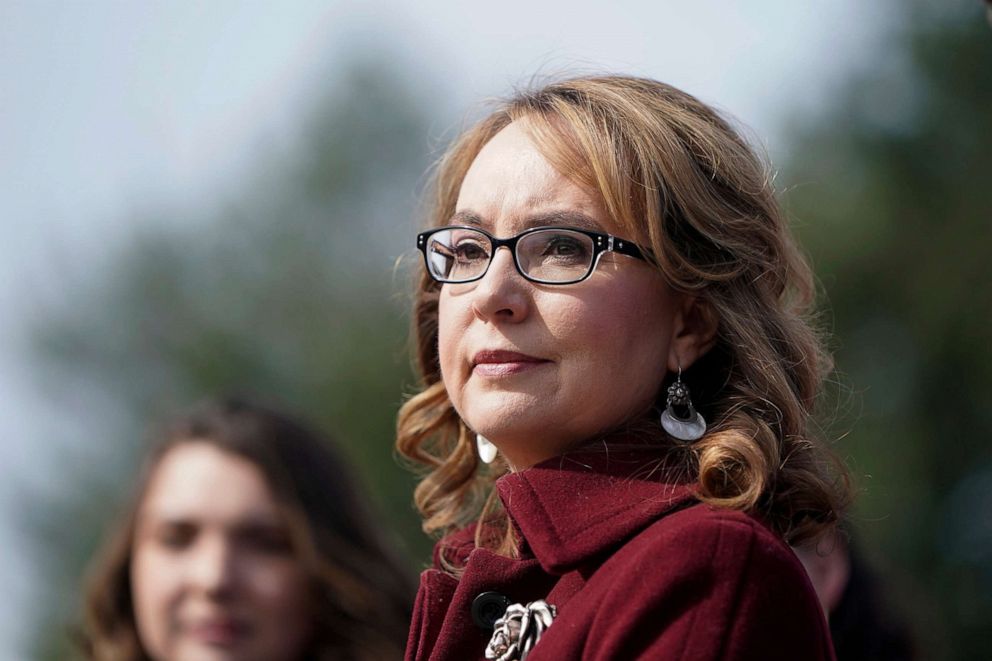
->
[[472, 591, 512, 630]]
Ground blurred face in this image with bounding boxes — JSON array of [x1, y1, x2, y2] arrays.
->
[[131, 443, 312, 661], [438, 120, 682, 469]]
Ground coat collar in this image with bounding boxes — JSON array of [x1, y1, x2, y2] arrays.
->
[[496, 446, 697, 575]]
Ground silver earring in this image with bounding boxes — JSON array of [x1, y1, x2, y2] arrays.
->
[[476, 434, 498, 464], [660, 367, 707, 441]]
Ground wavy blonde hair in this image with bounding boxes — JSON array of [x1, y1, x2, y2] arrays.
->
[[397, 75, 850, 561]]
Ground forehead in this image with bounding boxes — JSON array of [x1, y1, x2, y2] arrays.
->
[[455, 121, 609, 233], [138, 442, 280, 522]]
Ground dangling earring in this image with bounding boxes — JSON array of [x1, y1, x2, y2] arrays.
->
[[660, 366, 707, 441], [476, 434, 498, 464]]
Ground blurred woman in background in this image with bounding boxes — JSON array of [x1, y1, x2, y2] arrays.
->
[[80, 397, 413, 660]]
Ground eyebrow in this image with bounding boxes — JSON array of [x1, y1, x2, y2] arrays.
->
[[448, 209, 603, 232], [139, 510, 283, 530]]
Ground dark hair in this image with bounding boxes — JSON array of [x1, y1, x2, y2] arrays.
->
[[79, 396, 414, 660]]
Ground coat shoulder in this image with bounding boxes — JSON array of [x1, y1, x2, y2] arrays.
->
[[625, 502, 798, 572], [602, 502, 816, 614], [557, 503, 834, 660]]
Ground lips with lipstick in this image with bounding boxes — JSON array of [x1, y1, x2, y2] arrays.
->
[[472, 349, 552, 377]]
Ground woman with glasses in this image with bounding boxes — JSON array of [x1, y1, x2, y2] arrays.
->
[[400, 76, 850, 660]]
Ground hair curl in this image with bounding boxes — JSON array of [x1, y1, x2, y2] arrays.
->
[[397, 75, 850, 562]]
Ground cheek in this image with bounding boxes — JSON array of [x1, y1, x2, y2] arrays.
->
[[247, 559, 310, 606], [437, 293, 468, 398], [244, 559, 313, 653], [130, 547, 178, 655], [553, 291, 666, 356], [555, 285, 672, 400]]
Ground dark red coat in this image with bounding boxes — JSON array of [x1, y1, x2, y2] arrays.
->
[[406, 449, 835, 661]]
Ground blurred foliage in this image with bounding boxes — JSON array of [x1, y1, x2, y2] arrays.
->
[[24, 56, 438, 659], [782, 2, 992, 658]]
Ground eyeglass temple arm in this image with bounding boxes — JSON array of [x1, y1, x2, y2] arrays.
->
[[609, 235, 648, 261]]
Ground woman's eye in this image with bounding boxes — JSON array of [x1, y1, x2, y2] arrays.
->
[[542, 236, 588, 259], [239, 526, 293, 555], [453, 241, 488, 262], [155, 523, 197, 550]]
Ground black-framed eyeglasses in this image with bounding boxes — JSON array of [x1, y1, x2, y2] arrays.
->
[[416, 225, 648, 285]]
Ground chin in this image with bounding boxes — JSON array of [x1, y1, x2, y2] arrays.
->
[[470, 418, 576, 470], [472, 418, 542, 445], [464, 390, 548, 431]]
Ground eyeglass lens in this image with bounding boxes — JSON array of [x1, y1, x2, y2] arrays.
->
[[426, 228, 596, 283]]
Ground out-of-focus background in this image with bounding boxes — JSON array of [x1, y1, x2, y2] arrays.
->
[[1, 1, 989, 658]]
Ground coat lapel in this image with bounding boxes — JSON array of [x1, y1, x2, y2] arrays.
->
[[406, 446, 698, 661], [497, 448, 696, 575]]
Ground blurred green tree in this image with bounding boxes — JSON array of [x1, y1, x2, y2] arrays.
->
[[783, 2, 992, 658], [23, 56, 440, 659]]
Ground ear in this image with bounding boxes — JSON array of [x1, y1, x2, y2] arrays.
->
[[667, 295, 719, 373]]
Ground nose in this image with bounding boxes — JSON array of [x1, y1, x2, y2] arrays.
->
[[470, 246, 530, 323], [188, 535, 237, 598]]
